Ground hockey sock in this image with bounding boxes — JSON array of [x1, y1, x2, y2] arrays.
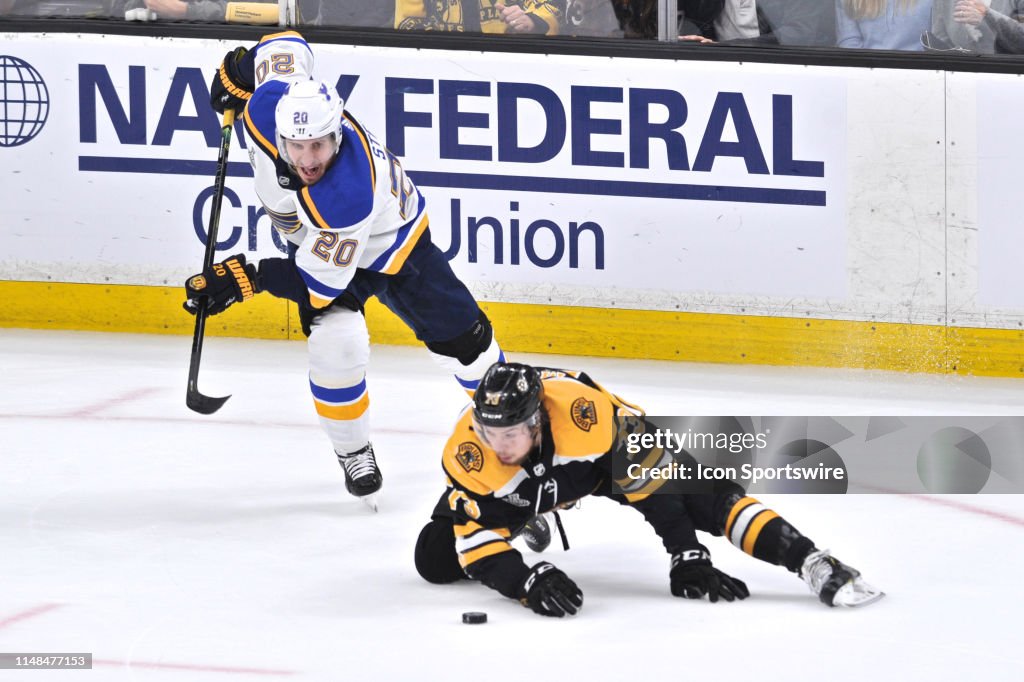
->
[[721, 496, 816, 573]]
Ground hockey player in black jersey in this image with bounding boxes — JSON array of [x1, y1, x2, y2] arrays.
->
[[414, 362, 884, 617]]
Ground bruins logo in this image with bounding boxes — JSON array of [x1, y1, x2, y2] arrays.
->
[[455, 442, 484, 473], [571, 397, 598, 432], [188, 275, 207, 291]]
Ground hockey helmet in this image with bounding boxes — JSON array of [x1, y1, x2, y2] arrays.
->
[[473, 362, 544, 428], [274, 79, 344, 165]]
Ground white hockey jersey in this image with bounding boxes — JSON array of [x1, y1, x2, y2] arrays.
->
[[241, 31, 428, 309]]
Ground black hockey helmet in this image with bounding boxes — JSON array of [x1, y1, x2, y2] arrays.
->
[[473, 362, 544, 427]]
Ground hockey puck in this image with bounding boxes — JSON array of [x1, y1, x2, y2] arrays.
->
[[462, 611, 487, 624]]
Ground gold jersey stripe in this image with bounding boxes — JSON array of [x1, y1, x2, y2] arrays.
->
[[725, 496, 759, 538], [453, 520, 484, 538], [379, 216, 429, 275], [741, 510, 779, 556], [258, 30, 305, 44], [344, 113, 376, 195], [313, 393, 369, 421], [243, 107, 277, 159], [459, 539, 513, 568], [308, 292, 334, 309], [455, 522, 511, 540], [298, 188, 332, 230]]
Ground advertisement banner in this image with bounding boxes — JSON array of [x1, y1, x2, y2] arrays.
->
[[1, 33, 847, 306], [975, 78, 1024, 311]]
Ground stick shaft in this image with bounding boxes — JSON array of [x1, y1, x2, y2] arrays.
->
[[186, 110, 236, 413]]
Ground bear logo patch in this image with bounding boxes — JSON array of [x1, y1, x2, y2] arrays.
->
[[571, 397, 598, 431], [455, 442, 484, 473]]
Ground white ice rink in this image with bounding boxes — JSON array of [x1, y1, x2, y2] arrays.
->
[[1, 328, 1022, 681]]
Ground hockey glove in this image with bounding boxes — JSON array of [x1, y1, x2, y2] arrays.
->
[[670, 546, 749, 603], [183, 254, 260, 316], [518, 562, 583, 617], [210, 46, 254, 115]]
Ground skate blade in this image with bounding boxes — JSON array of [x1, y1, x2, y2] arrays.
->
[[833, 579, 885, 608], [359, 491, 380, 513]]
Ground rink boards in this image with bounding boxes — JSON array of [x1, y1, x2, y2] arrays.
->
[[1, 32, 1022, 375]]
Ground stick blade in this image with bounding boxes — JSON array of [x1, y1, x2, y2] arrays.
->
[[186, 387, 231, 415]]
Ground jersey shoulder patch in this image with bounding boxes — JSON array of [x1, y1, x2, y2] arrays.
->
[[442, 412, 522, 497], [542, 379, 616, 458], [454, 441, 484, 473], [570, 396, 599, 432]]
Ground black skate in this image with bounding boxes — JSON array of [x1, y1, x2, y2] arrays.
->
[[520, 514, 552, 553], [336, 443, 382, 512], [800, 549, 884, 608]]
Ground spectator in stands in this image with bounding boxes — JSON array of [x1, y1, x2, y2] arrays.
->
[[946, 0, 1024, 52], [395, 0, 565, 34], [611, 0, 723, 40], [926, 0, 1024, 52], [714, 0, 836, 46], [294, 1, 392, 26], [835, 0, 933, 50], [562, 0, 622, 36], [1, 0, 116, 16]]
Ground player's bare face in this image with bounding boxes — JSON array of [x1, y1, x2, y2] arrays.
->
[[480, 423, 536, 465], [284, 136, 335, 185]]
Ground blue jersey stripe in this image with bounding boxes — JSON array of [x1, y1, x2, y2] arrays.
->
[[455, 352, 502, 390], [455, 375, 480, 391], [298, 266, 343, 298], [309, 378, 367, 404]]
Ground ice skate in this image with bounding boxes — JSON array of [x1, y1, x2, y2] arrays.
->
[[336, 443, 382, 512], [520, 514, 552, 552], [800, 549, 885, 608]]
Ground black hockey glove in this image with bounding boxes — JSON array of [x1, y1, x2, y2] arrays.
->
[[670, 546, 749, 603], [210, 46, 254, 115], [183, 254, 260, 316], [518, 562, 583, 617]]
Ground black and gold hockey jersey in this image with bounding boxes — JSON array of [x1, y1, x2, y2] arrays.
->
[[395, 0, 565, 34], [432, 367, 714, 598]]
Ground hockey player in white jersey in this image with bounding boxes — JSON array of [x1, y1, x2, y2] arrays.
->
[[183, 32, 503, 508]]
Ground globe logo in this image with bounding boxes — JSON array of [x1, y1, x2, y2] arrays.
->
[[1, 56, 50, 148]]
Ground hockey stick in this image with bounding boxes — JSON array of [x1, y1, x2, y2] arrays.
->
[[186, 109, 236, 415]]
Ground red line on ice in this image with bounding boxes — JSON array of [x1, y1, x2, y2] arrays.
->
[[0, 603, 62, 630], [68, 387, 162, 417], [92, 658, 297, 676], [859, 483, 1024, 528], [903, 493, 1024, 528], [0, 412, 442, 437]]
